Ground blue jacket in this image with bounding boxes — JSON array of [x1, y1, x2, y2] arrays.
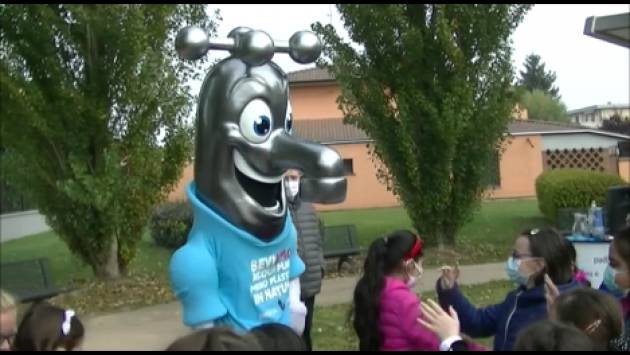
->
[[437, 279, 582, 351], [599, 282, 626, 299]]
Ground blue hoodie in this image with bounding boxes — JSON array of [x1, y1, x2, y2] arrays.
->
[[437, 278, 582, 351]]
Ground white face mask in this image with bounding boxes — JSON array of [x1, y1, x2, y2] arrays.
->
[[413, 261, 424, 278], [287, 177, 299, 199], [405, 260, 423, 288]]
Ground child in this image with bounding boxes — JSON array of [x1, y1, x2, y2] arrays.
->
[[249, 323, 307, 351], [165, 327, 261, 351], [165, 323, 306, 351], [602, 225, 630, 351], [513, 320, 595, 351], [0, 290, 17, 351], [565, 238, 591, 286], [351, 230, 484, 351], [14, 301, 84, 351], [551, 287, 623, 350], [546, 226, 629, 351]]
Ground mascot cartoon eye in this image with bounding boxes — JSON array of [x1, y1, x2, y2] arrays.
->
[[254, 116, 271, 135], [240, 99, 273, 143]]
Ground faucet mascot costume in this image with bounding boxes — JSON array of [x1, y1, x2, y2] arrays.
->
[[169, 26, 347, 334]]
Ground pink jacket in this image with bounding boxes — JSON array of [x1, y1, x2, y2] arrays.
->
[[379, 277, 440, 350], [379, 277, 487, 351], [574, 269, 591, 286]]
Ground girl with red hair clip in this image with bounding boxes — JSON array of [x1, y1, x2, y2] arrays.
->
[[351, 230, 484, 351]]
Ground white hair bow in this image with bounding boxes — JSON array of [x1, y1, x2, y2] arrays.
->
[[61, 309, 75, 336]]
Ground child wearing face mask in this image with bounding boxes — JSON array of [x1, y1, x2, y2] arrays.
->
[[436, 228, 581, 351], [351, 230, 485, 351], [602, 225, 630, 351], [566, 239, 591, 287], [550, 287, 623, 350]]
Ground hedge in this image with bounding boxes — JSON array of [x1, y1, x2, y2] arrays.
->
[[535, 168, 626, 223]]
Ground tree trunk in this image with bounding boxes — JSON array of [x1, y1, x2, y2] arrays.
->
[[93, 237, 120, 280], [438, 208, 458, 248], [444, 228, 457, 247], [436, 225, 457, 251], [437, 238, 446, 251]]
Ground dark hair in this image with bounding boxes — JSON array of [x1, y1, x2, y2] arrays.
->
[[166, 330, 212, 351], [352, 230, 422, 351], [14, 301, 84, 351], [521, 228, 573, 286], [553, 288, 623, 350], [613, 225, 630, 268], [565, 238, 577, 263], [165, 327, 261, 351], [249, 323, 306, 351], [514, 320, 595, 351]]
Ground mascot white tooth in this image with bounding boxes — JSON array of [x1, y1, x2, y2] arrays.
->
[[169, 26, 347, 333]]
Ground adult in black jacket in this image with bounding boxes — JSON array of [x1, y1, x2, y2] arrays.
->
[[286, 174, 325, 351]]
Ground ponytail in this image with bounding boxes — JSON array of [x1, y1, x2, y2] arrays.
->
[[353, 238, 388, 351], [351, 230, 419, 351]]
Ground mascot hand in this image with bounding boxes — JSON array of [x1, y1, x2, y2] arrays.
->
[[192, 321, 215, 330], [288, 278, 307, 335]]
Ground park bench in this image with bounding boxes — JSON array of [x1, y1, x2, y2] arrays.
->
[[322, 224, 361, 273], [0, 258, 62, 303]]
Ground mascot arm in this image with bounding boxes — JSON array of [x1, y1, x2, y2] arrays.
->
[[170, 242, 228, 328], [288, 242, 307, 335]]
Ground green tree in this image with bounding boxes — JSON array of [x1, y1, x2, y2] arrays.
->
[[313, 4, 531, 247], [0, 5, 219, 279], [518, 53, 560, 98], [520, 89, 569, 122], [602, 114, 630, 135]]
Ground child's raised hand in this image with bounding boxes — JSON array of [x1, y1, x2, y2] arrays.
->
[[439, 263, 460, 290], [418, 299, 460, 341], [544, 273, 560, 314]]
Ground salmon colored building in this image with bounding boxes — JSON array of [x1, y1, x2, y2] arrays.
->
[[168, 68, 630, 211]]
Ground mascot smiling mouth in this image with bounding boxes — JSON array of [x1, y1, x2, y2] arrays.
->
[[234, 150, 284, 213]]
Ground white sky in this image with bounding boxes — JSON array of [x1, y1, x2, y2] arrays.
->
[[194, 4, 629, 111]]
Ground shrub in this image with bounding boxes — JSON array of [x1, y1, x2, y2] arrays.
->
[[149, 201, 192, 249], [535, 169, 627, 222]]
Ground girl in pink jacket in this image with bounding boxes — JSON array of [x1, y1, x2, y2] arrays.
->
[[352, 230, 485, 351], [351, 230, 484, 351]]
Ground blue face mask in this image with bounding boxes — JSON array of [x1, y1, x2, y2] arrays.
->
[[602, 265, 628, 296], [506, 257, 529, 286]]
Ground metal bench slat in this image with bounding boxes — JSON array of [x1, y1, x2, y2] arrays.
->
[[1, 258, 61, 303]]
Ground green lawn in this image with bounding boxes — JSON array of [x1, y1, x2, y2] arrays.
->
[[3, 205, 520, 350], [312, 280, 514, 351], [1, 199, 542, 316], [1, 230, 172, 287], [1, 199, 545, 289], [321, 198, 547, 266]]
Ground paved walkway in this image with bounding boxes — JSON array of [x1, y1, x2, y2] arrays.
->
[[82, 262, 506, 350]]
